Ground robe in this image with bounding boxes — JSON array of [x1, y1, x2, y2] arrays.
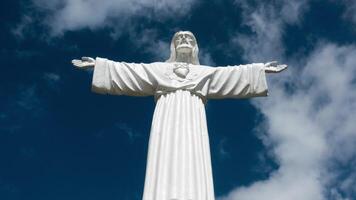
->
[[91, 57, 268, 200]]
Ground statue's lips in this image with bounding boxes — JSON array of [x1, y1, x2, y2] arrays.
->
[[176, 44, 193, 49]]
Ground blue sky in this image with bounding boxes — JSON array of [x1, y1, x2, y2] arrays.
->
[[1, 0, 356, 200]]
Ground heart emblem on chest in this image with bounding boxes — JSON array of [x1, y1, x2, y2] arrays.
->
[[173, 63, 190, 79], [174, 67, 190, 78]]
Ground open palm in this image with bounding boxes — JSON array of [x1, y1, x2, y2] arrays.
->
[[72, 57, 95, 69], [264, 61, 288, 73]]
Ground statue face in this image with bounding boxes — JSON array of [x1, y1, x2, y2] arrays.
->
[[166, 31, 200, 65], [174, 31, 196, 54]]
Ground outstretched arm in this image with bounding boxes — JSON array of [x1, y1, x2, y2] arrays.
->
[[207, 63, 268, 99], [72, 57, 160, 96], [207, 61, 288, 99]]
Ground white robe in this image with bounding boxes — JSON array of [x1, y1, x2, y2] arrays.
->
[[91, 57, 268, 200]]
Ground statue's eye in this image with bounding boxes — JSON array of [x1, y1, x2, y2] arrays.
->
[[187, 37, 195, 45], [174, 38, 182, 45]]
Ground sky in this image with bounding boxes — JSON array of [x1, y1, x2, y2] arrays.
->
[[1, 0, 356, 200]]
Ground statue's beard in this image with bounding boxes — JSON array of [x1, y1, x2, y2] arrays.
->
[[175, 51, 193, 63]]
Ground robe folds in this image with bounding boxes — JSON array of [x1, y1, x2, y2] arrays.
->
[[91, 57, 268, 200]]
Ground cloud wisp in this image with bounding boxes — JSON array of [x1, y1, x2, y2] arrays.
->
[[337, 0, 356, 27], [232, 0, 309, 62], [13, 0, 204, 62], [16, 0, 198, 37]]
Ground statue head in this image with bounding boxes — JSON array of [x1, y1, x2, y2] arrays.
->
[[166, 31, 200, 65]]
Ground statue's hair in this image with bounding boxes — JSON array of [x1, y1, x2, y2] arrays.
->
[[165, 31, 200, 65]]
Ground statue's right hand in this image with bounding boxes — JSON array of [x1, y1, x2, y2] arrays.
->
[[72, 57, 95, 69]]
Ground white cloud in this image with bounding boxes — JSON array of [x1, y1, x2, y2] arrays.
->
[[14, 0, 199, 61], [18, 0, 198, 36], [220, 1, 356, 200], [221, 42, 356, 200]]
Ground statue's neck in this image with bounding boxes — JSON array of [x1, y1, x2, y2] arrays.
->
[[175, 52, 193, 64]]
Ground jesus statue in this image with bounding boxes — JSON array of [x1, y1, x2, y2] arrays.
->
[[72, 31, 287, 200]]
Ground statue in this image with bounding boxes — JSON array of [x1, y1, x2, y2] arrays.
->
[[72, 31, 287, 200]]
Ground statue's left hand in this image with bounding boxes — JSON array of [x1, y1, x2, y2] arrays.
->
[[264, 61, 288, 73], [72, 57, 95, 69]]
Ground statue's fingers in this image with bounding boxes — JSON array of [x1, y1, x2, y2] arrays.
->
[[82, 57, 94, 62], [279, 64, 288, 70], [275, 65, 287, 72], [73, 61, 84, 66], [270, 61, 278, 66], [76, 64, 87, 68], [265, 61, 278, 67], [73, 64, 83, 68], [72, 61, 86, 68], [72, 61, 81, 66], [72, 59, 81, 63]]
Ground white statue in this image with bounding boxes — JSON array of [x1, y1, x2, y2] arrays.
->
[[72, 31, 287, 200]]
